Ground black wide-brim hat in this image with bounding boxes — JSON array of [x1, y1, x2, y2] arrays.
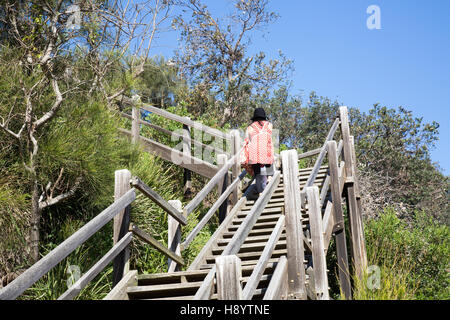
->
[[251, 107, 268, 121]]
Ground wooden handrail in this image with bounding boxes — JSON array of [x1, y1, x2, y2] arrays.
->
[[302, 118, 340, 191], [306, 186, 329, 300], [242, 215, 285, 300], [222, 170, 280, 257], [130, 176, 187, 226], [298, 147, 321, 160], [263, 255, 288, 300], [58, 232, 133, 300], [181, 169, 247, 250], [121, 112, 230, 156], [193, 170, 281, 299], [120, 128, 218, 179], [130, 224, 185, 266], [117, 95, 230, 142], [323, 160, 346, 251], [183, 146, 244, 216], [0, 189, 136, 300], [139, 104, 230, 142], [319, 139, 343, 207]]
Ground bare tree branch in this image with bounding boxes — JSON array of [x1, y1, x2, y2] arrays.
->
[[39, 176, 83, 210]]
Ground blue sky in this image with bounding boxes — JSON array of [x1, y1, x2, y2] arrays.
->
[[150, 1, 450, 174]]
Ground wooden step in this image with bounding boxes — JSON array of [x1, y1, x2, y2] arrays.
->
[[199, 258, 282, 270], [142, 288, 268, 301], [211, 240, 287, 255], [227, 219, 309, 233], [240, 202, 284, 211], [137, 270, 210, 286], [127, 281, 204, 299], [231, 213, 283, 225], [280, 172, 328, 181], [216, 233, 287, 246], [222, 226, 307, 238], [131, 264, 283, 300], [205, 248, 288, 264], [227, 221, 278, 231], [244, 197, 285, 206]]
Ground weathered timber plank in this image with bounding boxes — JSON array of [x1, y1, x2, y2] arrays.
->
[[323, 161, 346, 251], [182, 169, 247, 249], [187, 196, 247, 271], [120, 128, 218, 179], [194, 171, 281, 299], [121, 112, 230, 156], [350, 135, 368, 270], [168, 200, 183, 272], [307, 186, 330, 300], [0, 189, 136, 300], [183, 146, 244, 216], [298, 147, 321, 160], [131, 176, 186, 226], [263, 256, 288, 300], [327, 140, 351, 299], [103, 270, 138, 300], [242, 216, 285, 300], [281, 149, 307, 300], [113, 169, 132, 284], [130, 224, 184, 266], [138, 103, 230, 141], [216, 255, 242, 300], [59, 232, 133, 300], [303, 118, 340, 190], [339, 106, 365, 279]]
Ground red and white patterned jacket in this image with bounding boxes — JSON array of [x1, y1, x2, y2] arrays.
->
[[241, 120, 274, 165]]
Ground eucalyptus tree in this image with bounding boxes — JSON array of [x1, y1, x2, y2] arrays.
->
[[173, 0, 293, 126]]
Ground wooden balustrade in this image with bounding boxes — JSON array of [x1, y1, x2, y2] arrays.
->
[[1, 103, 368, 301], [0, 188, 136, 300]]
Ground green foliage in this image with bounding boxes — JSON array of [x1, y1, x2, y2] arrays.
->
[[174, 0, 293, 126], [136, 56, 180, 108], [351, 104, 448, 223], [0, 182, 31, 279], [360, 209, 450, 300], [20, 218, 114, 300]]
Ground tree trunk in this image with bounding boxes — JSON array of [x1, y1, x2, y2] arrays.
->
[[30, 180, 41, 263]]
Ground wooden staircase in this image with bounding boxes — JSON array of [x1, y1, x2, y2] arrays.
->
[[125, 166, 328, 300], [0, 106, 367, 301]]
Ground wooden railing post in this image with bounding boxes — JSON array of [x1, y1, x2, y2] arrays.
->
[[280, 150, 307, 300], [215, 255, 242, 300], [306, 186, 329, 300], [113, 169, 132, 285], [217, 154, 229, 223], [168, 200, 183, 272], [350, 136, 368, 270], [131, 106, 140, 143], [327, 140, 352, 299], [230, 130, 241, 206], [339, 106, 366, 279], [183, 117, 192, 198]]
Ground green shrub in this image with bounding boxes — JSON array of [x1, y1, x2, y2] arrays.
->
[[359, 209, 449, 300]]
